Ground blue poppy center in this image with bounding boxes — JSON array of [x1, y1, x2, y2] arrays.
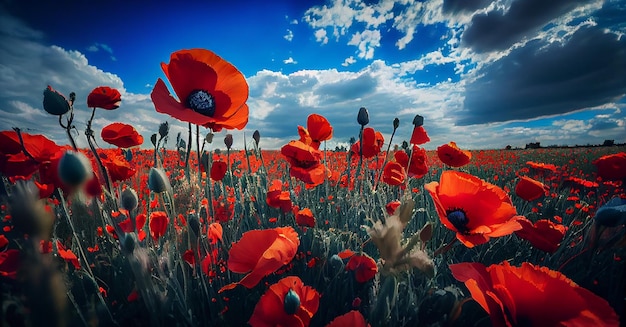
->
[[447, 209, 469, 233], [186, 90, 215, 117]]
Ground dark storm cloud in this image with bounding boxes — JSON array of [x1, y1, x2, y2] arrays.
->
[[442, 0, 493, 15], [592, 0, 626, 33], [462, 0, 593, 53], [458, 26, 626, 125]]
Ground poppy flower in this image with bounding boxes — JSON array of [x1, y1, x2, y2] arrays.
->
[[296, 208, 316, 227], [593, 152, 626, 180], [266, 179, 293, 213], [450, 261, 619, 327], [100, 151, 136, 182], [307, 114, 333, 149], [281, 140, 326, 186], [385, 200, 401, 215], [207, 222, 223, 244], [0, 131, 62, 179], [101, 122, 143, 148], [87, 86, 121, 110], [149, 211, 169, 241], [346, 254, 378, 283], [210, 160, 228, 181], [150, 48, 249, 131], [395, 146, 429, 178], [0, 249, 20, 279], [118, 213, 147, 241], [248, 276, 320, 327], [226, 226, 300, 289], [515, 176, 547, 202], [515, 217, 567, 253], [326, 310, 370, 327], [43, 85, 71, 115], [350, 127, 384, 159], [410, 126, 430, 145], [526, 161, 557, 173], [424, 171, 523, 247], [437, 142, 471, 167], [382, 161, 405, 186]]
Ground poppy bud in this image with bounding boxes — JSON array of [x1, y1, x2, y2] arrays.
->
[[122, 232, 137, 253], [205, 132, 214, 144], [252, 130, 260, 145], [329, 254, 344, 273], [158, 121, 169, 139], [393, 117, 400, 130], [148, 167, 171, 193], [120, 188, 138, 211], [283, 289, 300, 315], [594, 197, 626, 227], [357, 107, 369, 126], [58, 151, 93, 187], [224, 134, 233, 149], [188, 214, 200, 237], [69, 92, 76, 106], [150, 134, 157, 147], [43, 86, 71, 116], [413, 114, 424, 127]]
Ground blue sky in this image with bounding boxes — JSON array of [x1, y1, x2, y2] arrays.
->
[[1, 0, 625, 151]]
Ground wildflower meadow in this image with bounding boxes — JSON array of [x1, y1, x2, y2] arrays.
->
[[1, 49, 625, 327]]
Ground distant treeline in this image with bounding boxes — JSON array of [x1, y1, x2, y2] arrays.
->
[[505, 140, 626, 150]]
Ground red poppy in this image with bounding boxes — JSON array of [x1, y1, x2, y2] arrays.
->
[[248, 276, 320, 327], [0, 131, 62, 179], [382, 161, 405, 186], [298, 125, 312, 145], [437, 142, 471, 167], [307, 114, 333, 149], [410, 125, 430, 145], [0, 249, 20, 279], [100, 151, 136, 182], [87, 86, 122, 110], [296, 208, 316, 227], [210, 161, 228, 181], [593, 152, 626, 180], [450, 261, 619, 326], [266, 179, 293, 213], [281, 140, 326, 186], [101, 122, 143, 148], [226, 226, 300, 289], [515, 217, 567, 253], [526, 161, 558, 173], [385, 200, 401, 215], [515, 176, 547, 201], [394, 146, 429, 178], [346, 254, 378, 283], [351, 127, 384, 159], [326, 310, 370, 327], [55, 240, 80, 269], [150, 49, 249, 131], [0, 235, 8, 251], [424, 171, 523, 247], [207, 222, 223, 244], [149, 211, 169, 241], [118, 213, 147, 241], [566, 176, 599, 188]]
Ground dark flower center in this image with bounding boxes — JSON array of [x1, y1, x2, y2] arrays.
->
[[447, 209, 469, 233], [186, 89, 215, 116]]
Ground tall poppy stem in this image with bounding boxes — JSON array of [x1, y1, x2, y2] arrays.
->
[[356, 125, 364, 193], [374, 126, 397, 191], [59, 112, 78, 150], [244, 132, 252, 175], [86, 107, 112, 194], [434, 237, 458, 256], [184, 122, 192, 181]]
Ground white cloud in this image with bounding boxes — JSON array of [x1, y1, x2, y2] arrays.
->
[[347, 29, 381, 59], [283, 57, 298, 64], [284, 29, 294, 42], [314, 29, 329, 44], [342, 56, 357, 66]]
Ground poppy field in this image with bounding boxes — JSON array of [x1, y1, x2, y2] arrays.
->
[[1, 49, 626, 327]]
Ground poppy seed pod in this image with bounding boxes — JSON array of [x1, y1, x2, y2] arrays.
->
[[594, 197, 626, 227], [357, 107, 369, 126], [393, 117, 400, 130], [329, 254, 344, 273], [413, 114, 424, 127], [120, 188, 139, 211], [205, 132, 214, 144], [224, 134, 233, 149], [252, 130, 260, 145], [283, 289, 300, 315], [148, 167, 171, 193], [158, 121, 169, 139], [122, 232, 137, 253], [43, 86, 71, 116], [58, 151, 93, 187]]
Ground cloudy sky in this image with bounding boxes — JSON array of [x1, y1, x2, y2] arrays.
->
[[1, 0, 625, 151]]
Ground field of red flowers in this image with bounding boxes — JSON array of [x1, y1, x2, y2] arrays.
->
[[1, 49, 625, 327]]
